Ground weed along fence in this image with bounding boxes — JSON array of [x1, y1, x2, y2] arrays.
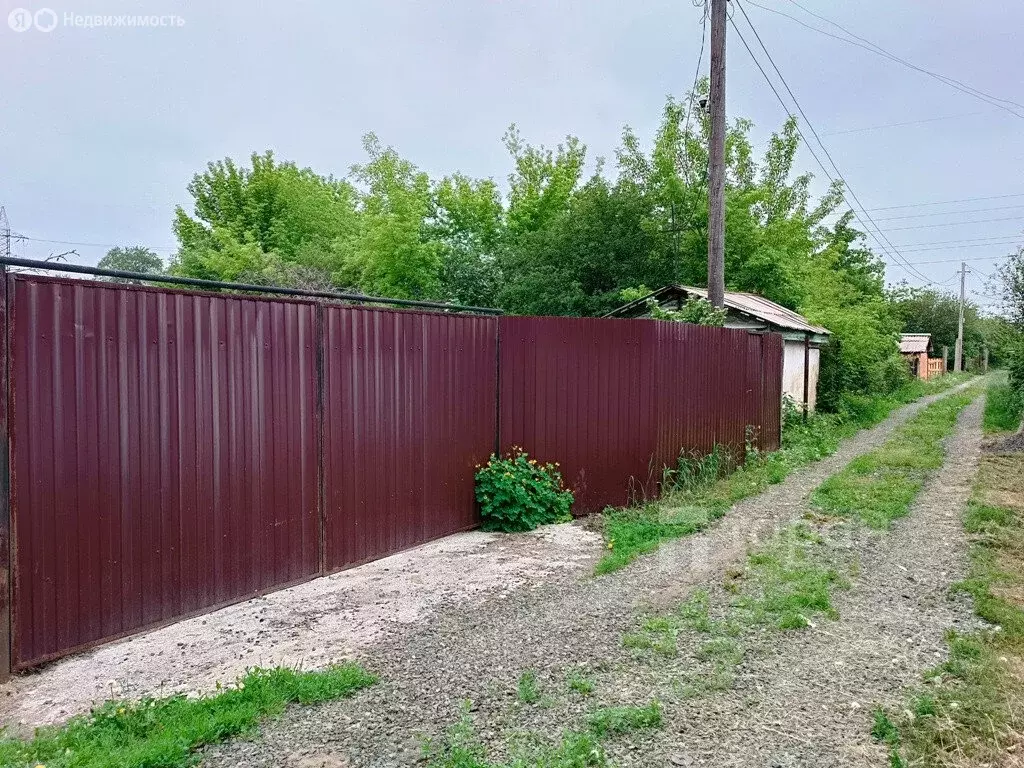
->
[[0, 268, 782, 675]]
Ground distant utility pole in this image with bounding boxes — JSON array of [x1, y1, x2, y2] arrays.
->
[[0, 207, 10, 260], [954, 261, 968, 372], [706, 0, 727, 309]]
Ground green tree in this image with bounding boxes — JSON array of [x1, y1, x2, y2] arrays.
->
[[497, 176, 674, 316], [97, 246, 164, 283], [431, 173, 504, 307], [503, 125, 586, 237], [338, 135, 442, 300], [171, 150, 357, 286]]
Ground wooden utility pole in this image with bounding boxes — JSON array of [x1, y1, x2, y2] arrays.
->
[[954, 261, 967, 372], [707, 0, 727, 309]]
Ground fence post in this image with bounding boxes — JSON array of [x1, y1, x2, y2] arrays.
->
[[315, 302, 326, 577], [0, 268, 10, 680]]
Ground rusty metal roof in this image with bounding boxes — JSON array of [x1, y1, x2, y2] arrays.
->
[[606, 284, 830, 336], [899, 333, 931, 354]]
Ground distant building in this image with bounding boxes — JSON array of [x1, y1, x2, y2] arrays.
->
[[899, 333, 944, 380], [606, 285, 829, 412]]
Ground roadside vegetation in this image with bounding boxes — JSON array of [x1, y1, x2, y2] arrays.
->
[[0, 663, 377, 768], [813, 388, 980, 529], [423, 700, 661, 768], [874, 447, 1024, 766], [621, 522, 849, 701], [476, 448, 574, 533], [596, 373, 974, 574], [618, 387, 978, 713], [982, 377, 1022, 433]]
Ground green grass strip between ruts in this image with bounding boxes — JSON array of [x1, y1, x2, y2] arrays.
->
[[596, 373, 975, 575], [812, 388, 980, 529], [0, 664, 377, 768], [872, 416, 1024, 765]]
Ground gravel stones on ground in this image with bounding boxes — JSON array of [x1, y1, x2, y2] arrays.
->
[[0, 522, 600, 732], [202, 384, 982, 767]]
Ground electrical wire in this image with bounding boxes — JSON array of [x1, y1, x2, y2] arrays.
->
[[730, 2, 934, 284], [897, 241, 1022, 255], [782, 0, 1024, 114], [903, 254, 1014, 266], [16, 235, 178, 251], [864, 193, 1024, 212], [680, 2, 709, 189], [872, 204, 1024, 222], [893, 235, 1024, 249], [744, 0, 1024, 120], [820, 112, 986, 137], [885, 216, 1024, 232]]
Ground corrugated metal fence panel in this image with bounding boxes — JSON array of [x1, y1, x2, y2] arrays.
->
[[323, 306, 497, 572], [9, 276, 320, 669], [499, 316, 659, 514], [500, 317, 784, 515]]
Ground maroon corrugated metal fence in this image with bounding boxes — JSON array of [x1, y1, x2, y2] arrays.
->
[[7, 277, 321, 668], [499, 317, 782, 514], [322, 306, 497, 571], [0, 273, 782, 673]]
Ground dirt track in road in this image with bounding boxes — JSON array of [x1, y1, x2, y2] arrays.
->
[[202, 385, 982, 767]]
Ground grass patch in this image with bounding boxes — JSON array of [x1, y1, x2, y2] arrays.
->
[[813, 389, 979, 529], [875, 451, 1024, 766], [585, 703, 662, 739], [623, 524, 845, 702], [731, 524, 848, 630], [596, 375, 975, 574], [983, 379, 1022, 434], [517, 670, 541, 704], [566, 669, 595, 696], [0, 663, 377, 768], [425, 700, 661, 768]]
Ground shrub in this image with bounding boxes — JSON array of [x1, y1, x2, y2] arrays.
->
[[475, 448, 573, 532]]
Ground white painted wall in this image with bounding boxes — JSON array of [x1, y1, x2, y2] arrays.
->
[[782, 341, 820, 411]]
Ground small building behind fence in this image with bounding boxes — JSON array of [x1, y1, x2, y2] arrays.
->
[[899, 333, 945, 380], [606, 284, 829, 412]]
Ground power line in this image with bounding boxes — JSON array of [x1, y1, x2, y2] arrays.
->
[[16, 235, 178, 251], [897, 240, 1021, 255], [681, 1, 709, 145], [893, 235, 1024, 249], [886, 216, 1024, 232], [730, 2, 933, 284], [744, 0, 1024, 120], [782, 0, 1024, 114], [872, 204, 1024, 222], [864, 192, 1024, 212], [819, 111, 986, 137], [900, 254, 1013, 266]]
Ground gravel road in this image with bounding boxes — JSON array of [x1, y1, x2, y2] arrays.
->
[[202, 383, 983, 768]]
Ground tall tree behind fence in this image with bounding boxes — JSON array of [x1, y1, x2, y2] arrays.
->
[[0, 274, 782, 674]]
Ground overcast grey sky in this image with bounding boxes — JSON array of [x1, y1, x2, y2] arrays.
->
[[2, 0, 1022, 305]]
